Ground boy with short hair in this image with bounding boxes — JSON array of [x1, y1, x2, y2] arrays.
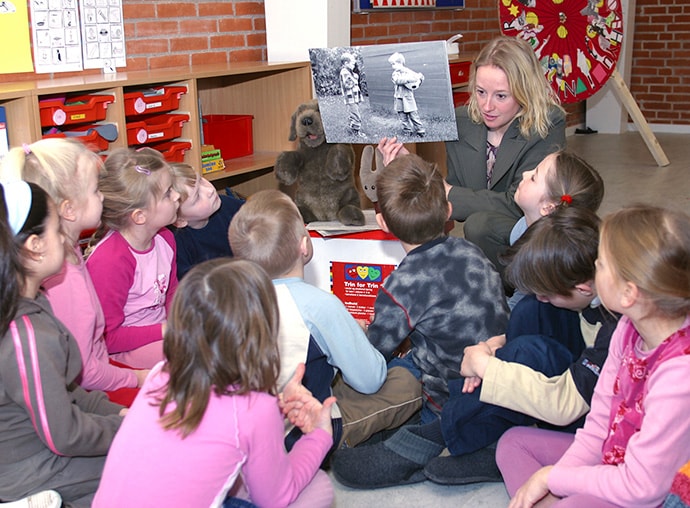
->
[[332, 205, 619, 489], [169, 163, 244, 279], [330, 153, 508, 486], [228, 189, 422, 449]]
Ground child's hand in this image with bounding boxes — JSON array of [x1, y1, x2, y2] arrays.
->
[[291, 395, 337, 436], [462, 376, 482, 394], [460, 340, 495, 379], [377, 137, 409, 166], [508, 466, 553, 508], [134, 368, 151, 387], [118, 407, 129, 417], [355, 318, 369, 333], [279, 363, 312, 414]]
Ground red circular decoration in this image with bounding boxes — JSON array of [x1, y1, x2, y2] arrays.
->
[[500, 0, 624, 103]]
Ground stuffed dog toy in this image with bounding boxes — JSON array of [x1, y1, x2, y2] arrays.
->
[[275, 100, 365, 226]]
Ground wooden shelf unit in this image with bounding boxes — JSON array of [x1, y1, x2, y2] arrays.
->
[[0, 61, 313, 194]]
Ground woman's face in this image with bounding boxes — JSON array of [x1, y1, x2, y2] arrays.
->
[[474, 65, 522, 136]]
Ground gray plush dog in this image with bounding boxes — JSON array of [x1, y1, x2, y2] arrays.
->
[[275, 100, 365, 226]]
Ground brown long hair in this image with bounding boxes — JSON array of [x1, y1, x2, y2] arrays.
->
[[156, 258, 281, 437]]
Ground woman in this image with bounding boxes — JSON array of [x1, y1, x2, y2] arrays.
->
[[380, 36, 565, 283]]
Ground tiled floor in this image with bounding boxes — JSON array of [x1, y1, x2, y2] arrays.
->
[[329, 131, 690, 507]]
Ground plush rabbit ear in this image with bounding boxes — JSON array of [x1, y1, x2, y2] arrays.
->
[[359, 145, 383, 203]]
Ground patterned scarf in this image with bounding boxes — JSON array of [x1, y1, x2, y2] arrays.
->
[[486, 141, 497, 189]]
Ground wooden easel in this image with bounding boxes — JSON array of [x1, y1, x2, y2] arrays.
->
[[608, 68, 670, 167]]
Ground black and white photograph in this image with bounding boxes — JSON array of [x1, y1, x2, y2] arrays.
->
[[309, 40, 458, 145]]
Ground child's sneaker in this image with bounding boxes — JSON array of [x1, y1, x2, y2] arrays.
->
[[0, 490, 62, 508]]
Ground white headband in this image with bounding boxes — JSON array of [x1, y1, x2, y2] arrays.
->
[[2, 180, 32, 236]]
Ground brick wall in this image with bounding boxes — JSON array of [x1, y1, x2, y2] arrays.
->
[[2, 0, 686, 127], [630, 0, 690, 125]]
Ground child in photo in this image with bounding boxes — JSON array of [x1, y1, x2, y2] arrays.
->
[[388, 51, 426, 137]]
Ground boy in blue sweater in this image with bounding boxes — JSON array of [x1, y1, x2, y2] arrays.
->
[[228, 189, 421, 450]]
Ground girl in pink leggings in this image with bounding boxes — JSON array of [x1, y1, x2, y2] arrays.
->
[[497, 205, 690, 508]]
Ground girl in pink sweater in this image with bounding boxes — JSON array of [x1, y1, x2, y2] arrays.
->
[[497, 205, 690, 508], [86, 147, 180, 369], [94, 258, 334, 508], [1, 139, 148, 402]]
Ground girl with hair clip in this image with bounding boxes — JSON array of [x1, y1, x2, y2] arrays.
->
[[379, 35, 565, 282], [1, 139, 148, 406], [498, 205, 690, 508], [507, 149, 604, 308], [94, 258, 335, 508], [0, 181, 124, 507], [86, 147, 180, 369]]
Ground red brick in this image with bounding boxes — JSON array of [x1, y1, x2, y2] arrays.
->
[[179, 19, 218, 34], [199, 2, 236, 17], [157, 4, 197, 19], [192, 51, 229, 66], [149, 54, 190, 70], [210, 34, 245, 50], [123, 3, 155, 19], [219, 17, 254, 32], [171, 37, 209, 53], [127, 39, 170, 56], [136, 21, 179, 38], [234, 2, 264, 16]]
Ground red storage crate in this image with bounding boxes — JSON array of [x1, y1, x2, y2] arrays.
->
[[452, 90, 470, 108], [39, 94, 114, 127], [43, 124, 112, 152], [150, 140, 192, 163], [449, 61, 471, 86], [202, 114, 254, 160], [124, 86, 187, 117], [126, 113, 190, 145]]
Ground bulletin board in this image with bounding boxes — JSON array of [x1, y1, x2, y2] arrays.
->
[[353, 0, 464, 12]]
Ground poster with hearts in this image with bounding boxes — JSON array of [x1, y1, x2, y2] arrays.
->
[[331, 261, 396, 321]]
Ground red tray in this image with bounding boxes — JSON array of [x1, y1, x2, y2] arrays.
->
[[126, 113, 190, 145], [39, 94, 114, 127], [124, 85, 187, 117]]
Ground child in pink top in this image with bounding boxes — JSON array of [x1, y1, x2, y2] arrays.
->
[[86, 147, 180, 369], [1, 138, 148, 398], [498, 205, 690, 508], [94, 258, 334, 508]]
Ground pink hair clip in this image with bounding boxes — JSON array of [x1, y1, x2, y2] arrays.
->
[[22, 143, 31, 155], [135, 165, 151, 175]]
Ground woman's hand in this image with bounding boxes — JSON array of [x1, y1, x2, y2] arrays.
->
[[377, 137, 409, 166], [134, 368, 151, 387], [508, 466, 553, 508]]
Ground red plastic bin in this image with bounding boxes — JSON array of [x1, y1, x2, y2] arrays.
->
[[124, 86, 187, 117], [39, 94, 114, 127], [149, 140, 192, 163], [202, 114, 254, 160], [43, 124, 113, 152], [126, 113, 190, 145], [449, 61, 471, 86]]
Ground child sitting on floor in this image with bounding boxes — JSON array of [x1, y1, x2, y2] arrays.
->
[[228, 189, 422, 450], [94, 258, 334, 507], [168, 162, 243, 279]]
